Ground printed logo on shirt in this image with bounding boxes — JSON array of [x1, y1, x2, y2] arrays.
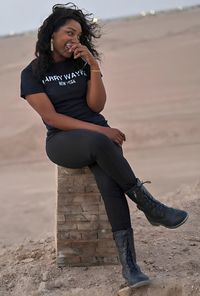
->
[[42, 69, 87, 86]]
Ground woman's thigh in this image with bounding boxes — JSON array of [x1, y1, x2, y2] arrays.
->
[[45, 128, 117, 168]]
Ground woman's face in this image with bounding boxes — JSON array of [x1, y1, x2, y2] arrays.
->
[[51, 19, 82, 62]]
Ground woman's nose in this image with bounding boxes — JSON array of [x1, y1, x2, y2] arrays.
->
[[71, 35, 79, 43]]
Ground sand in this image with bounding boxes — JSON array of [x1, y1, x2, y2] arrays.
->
[[0, 6, 200, 296]]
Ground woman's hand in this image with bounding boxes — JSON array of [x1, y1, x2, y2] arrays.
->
[[68, 43, 98, 67], [99, 127, 126, 146]]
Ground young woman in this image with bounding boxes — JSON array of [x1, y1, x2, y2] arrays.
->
[[20, 3, 188, 289]]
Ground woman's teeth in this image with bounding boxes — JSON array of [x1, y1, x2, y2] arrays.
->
[[65, 43, 72, 49]]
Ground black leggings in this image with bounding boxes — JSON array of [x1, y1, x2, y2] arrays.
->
[[45, 129, 138, 232]]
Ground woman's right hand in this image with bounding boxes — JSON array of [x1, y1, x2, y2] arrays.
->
[[99, 126, 126, 146]]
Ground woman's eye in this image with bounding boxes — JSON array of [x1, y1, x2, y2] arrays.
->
[[66, 31, 81, 40]]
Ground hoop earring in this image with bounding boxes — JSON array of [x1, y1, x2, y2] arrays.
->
[[50, 39, 54, 51]]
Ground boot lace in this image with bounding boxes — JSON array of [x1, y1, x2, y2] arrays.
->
[[138, 180, 167, 217], [126, 240, 140, 273]]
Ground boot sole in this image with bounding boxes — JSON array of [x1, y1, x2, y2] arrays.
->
[[119, 279, 151, 292], [129, 279, 151, 288], [148, 213, 189, 229]]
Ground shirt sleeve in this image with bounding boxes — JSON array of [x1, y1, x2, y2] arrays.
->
[[20, 66, 45, 99]]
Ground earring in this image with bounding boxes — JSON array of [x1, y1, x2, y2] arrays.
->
[[50, 38, 54, 51]]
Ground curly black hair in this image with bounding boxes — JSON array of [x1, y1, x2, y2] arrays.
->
[[32, 2, 102, 81]]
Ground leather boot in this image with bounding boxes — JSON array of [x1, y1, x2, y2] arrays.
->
[[125, 178, 189, 229], [113, 228, 151, 288]]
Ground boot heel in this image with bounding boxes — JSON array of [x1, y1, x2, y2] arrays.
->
[[145, 214, 160, 226]]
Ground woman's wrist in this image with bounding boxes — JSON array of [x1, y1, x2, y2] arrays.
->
[[96, 125, 106, 133], [89, 60, 100, 70], [91, 69, 101, 73]]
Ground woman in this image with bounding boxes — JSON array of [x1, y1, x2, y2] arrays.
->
[[20, 3, 188, 289]]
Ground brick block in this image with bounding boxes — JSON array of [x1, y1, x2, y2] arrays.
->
[[84, 183, 99, 193], [57, 205, 83, 214], [64, 256, 81, 265], [97, 240, 117, 249], [57, 223, 77, 231], [57, 231, 82, 240], [81, 204, 99, 213], [99, 221, 112, 230], [57, 214, 65, 222], [56, 165, 119, 267], [81, 230, 98, 240], [76, 221, 99, 231], [98, 229, 114, 239], [65, 214, 89, 222]]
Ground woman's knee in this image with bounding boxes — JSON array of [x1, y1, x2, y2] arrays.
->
[[90, 131, 113, 150]]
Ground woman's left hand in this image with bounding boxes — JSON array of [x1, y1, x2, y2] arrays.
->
[[68, 43, 98, 67]]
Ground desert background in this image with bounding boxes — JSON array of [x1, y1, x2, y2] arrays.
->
[[0, 6, 200, 296]]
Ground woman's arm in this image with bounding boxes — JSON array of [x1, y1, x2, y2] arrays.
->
[[25, 92, 104, 133], [69, 43, 107, 113], [25, 92, 126, 145], [86, 61, 107, 113]]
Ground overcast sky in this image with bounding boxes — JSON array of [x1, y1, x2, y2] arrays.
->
[[1, 0, 200, 36]]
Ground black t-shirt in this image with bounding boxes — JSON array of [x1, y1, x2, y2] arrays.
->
[[20, 57, 110, 138]]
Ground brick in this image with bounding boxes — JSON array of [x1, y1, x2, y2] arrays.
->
[[64, 213, 98, 223], [57, 221, 66, 225], [84, 183, 99, 193], [77, 221, 99, 231], [58, 176, 88, 193], [57, 195, 75, 205], [80, 256, 98, 264], [64, 214, 87, 222], [96, 247, 118, 255], [65, 212, 98, 223], [57, 205, 83, 214], [58, 185, 85, 194], [60, 246, 78, 256], [99, 204, 107, 214], [57, 231, 70, 240], [73, 193, 101, 203], [57, 176, 74, 187], [81, 214, 98, 222], [71, 195, 88, 203], [98, 230, 114, 239], [64, 256, 81, 264], [81, 204, 99, 213], [97, 240, 117, 249], [81, 230, 98, 240], [57, 223, 77, 231], [70, 241, 97, 257], [57, 231, 82, 240], [57, 214, 65, 222], [102, 256, 119, 264], [57, 166, 85, 176], [99, 221, 112, 230], [92, 255, 119, 265], [69, 231, 82, 240], [63, 168, 84, 175], [99, 214, 109, 221]]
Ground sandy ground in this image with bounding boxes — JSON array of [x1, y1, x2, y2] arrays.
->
[[0, 6, 200, 296]]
